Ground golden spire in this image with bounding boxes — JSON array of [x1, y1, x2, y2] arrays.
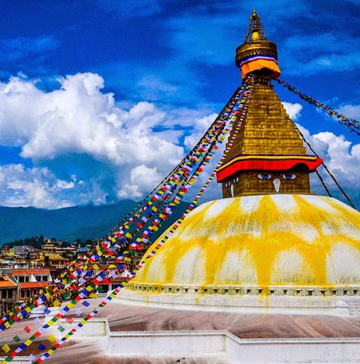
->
[[216, 11, 322, 198]]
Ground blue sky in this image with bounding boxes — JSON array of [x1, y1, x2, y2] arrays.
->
[[0, 0, 359, 208]]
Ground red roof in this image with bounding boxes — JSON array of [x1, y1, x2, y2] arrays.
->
[[0, 278, 17, 288], [19, 282, 48, 289], [12, 269, 50, 275]]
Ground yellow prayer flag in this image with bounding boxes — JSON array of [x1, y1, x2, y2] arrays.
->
[[48, 334, 57, 343], [53, 300, 61, 307], [1, 344, 10, 353]]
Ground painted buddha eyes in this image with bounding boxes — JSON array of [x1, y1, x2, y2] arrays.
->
[[256, 173, 297, 180], [257, 174, 272, 180], [282, 174, 297, 180]]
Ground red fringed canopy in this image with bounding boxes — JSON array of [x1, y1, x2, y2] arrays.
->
[[216, 155, 323, 182]]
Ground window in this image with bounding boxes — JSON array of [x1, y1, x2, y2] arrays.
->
[[18, 276, 25, 283]]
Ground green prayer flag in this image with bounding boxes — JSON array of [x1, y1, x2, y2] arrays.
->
[[58, 326, 65, 332], [13, 335, 21, 343]]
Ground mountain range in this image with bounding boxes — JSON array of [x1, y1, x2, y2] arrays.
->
[[0, 200, 189, 244]]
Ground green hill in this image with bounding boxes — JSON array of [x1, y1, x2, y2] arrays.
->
[[0, 200, 189, 244]]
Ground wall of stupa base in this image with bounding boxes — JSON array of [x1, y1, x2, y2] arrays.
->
[[116, 288, 354, 316], [222, 172, 310, 197], [127, 283, 360, 298]]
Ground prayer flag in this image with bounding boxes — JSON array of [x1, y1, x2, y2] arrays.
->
[[2, 344, 10, 353], [47, 334, 57, 343]]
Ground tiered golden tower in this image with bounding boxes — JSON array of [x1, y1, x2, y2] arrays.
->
[[217, 10, 322, 198]]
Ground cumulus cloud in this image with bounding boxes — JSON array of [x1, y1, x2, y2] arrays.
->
[[184, 113, 218, 149], [0, 164, 76, 208], [0, 73, 184, 168], [337, 104, 360, 119], [0, 73, 220, 207], [282, 102, 303, 120], [297, 124, 360, 204]]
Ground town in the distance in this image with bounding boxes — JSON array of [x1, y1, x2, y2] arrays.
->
[[0, 237, 140, 315]]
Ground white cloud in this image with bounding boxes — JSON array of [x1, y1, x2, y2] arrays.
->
[[0, 73, 183, 168], [297, 124, 360, 204], [282, 102, 303, 120], [184, 113, 218, 149], [0, 73, 221, 207], [337, 104, 360, 119], [117, 164, 163, 199], [0, 164, 75, 208]]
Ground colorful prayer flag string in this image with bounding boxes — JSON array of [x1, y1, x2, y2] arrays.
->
[[0, 85, 244, 333], [276, 79, 360, 135], [1, 78, 254, 364], [28, 79, 255, 364]]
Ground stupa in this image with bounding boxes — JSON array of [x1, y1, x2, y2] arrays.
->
[[117, 10, 360, 314], [4, 11, 360, 364]]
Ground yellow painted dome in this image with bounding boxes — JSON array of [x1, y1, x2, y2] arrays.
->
[[134, 195, 360, 289]]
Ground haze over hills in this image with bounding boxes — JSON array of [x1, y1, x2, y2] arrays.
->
[[0, 200, 189, 244]]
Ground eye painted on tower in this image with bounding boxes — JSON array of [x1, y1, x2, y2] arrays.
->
[[233, 177, 239, 184], [281, 174, 297, 180], [257, 173, 273, 180], [224, 182, 231, 188]]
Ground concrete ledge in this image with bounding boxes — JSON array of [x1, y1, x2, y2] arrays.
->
[[0, 358, 30, 364], [107, 330, 360, 363], [44, 315, 110, 339], [108, 331, 226, 357], [46, 318, 360, 363]]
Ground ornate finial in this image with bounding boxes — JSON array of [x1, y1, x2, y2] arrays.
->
[[244, 9, 267, 43], [236, 11, 280, 79]]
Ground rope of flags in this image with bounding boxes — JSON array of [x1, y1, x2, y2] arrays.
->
[[276, 79, 360, 136], [0, 79, 254, 363], [29, 79, 255, 364], [0, 83, 249, 335]]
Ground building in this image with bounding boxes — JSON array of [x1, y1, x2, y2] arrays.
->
[[0, 272, 17, 315], [11, 269, 52, 302]]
